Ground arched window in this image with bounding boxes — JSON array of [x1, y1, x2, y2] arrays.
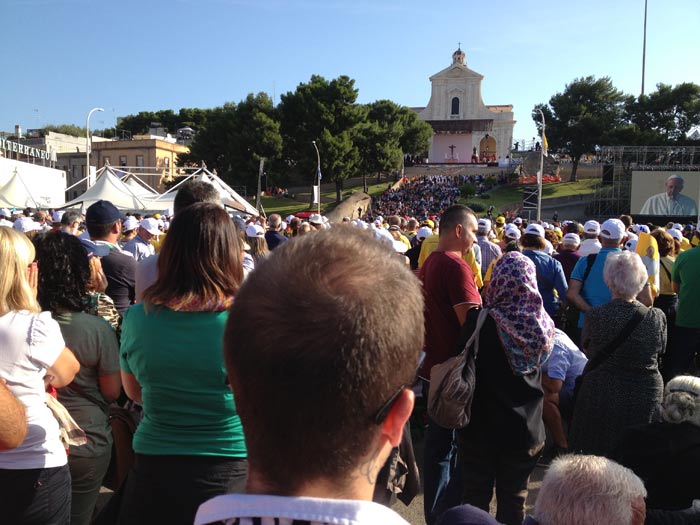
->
[[451, 97, 460, 115]]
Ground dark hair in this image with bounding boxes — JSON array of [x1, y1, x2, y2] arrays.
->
[[173, 180, 221, 214], [86, 221, 118, 239], [143, 203, 243, 309], [564, 222, 580, 235], [520, 233, 547, 250], [619, 215, 633, 228], [224, 226, 424, 493], [652, 230, 674, 257], [439, 205, 475, 236], [33, 232, 90, 312], [504, 240, 522, 253]]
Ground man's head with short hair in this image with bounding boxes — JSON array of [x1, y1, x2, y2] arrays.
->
[[406, 218, 419, 233], [60, 211, 82, 235], [224, 226, 423, 497], [438, 205, 477, 255], [268, 214, 282, 230], [534, 455, 647, 525], [387, 215, 401, 228], [173, 180, 221, 215]]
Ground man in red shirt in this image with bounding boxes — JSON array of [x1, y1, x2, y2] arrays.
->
[[419, 204, 481, 524]]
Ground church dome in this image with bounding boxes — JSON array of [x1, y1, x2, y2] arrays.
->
[[452, 47, 466, 66]]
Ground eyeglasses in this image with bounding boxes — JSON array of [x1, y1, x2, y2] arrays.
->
[[372, 385, 406, 425]]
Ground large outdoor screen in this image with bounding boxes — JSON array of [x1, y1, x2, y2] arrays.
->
[[631, 171, 700, 217]]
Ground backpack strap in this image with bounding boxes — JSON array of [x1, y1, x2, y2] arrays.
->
[[581, 253, 597, 286]]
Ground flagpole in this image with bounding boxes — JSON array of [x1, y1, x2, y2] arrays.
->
[[536, 109, 545, 222], [312, 140, 321, 215]]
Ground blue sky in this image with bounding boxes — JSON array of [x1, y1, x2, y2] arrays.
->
[[2, 0, 699, 143]]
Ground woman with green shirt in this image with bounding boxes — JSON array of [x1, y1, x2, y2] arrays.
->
[[116, 203, 247, 525]]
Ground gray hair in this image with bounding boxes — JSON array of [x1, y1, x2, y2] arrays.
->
[[662, 375, 700, 427], [534, 455, 646, 525], [268, 214, 282, 229], [603, 251, 647, 300]]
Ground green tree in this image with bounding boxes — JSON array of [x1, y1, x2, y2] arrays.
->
[[533, 76, 626, 181], [278, 75, 363, 203], [627, 83, 700, 142], [180, 93, 282, 189]]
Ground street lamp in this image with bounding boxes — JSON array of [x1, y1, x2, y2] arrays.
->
[[536, 108, 545, 222], [86, 107, 104, 188], [312, 140, 321, 214]]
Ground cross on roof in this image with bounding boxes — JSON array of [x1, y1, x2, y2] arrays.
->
[[457, 41, 462, 49]]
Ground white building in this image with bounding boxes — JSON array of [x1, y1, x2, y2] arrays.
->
[[416, 48, 515, 164]]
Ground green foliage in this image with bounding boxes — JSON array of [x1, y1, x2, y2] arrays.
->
[[464, 202, 486, 213], [278, 75, 363, 202], [180, 94, 282, 188], [535, 79, 700, 181], [533, 76, 626, 181], [43, 124, 86, 137], [460, 183, 477, 198]]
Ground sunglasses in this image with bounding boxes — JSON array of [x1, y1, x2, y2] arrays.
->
[[372, 385, 406, 425]]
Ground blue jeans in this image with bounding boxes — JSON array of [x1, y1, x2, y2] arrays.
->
[[423, 415, 463, 524], [0, 463, 72, 525]]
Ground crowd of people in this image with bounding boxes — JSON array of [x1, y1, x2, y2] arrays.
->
[[1, 179, 700, 525], [366, 173, 508, 221]]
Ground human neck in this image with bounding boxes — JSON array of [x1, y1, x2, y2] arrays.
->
[[246, 469, 376, 502]]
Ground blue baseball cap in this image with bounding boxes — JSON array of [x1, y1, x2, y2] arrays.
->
[[86, 200, 125, 224]]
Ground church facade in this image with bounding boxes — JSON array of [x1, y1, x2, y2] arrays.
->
[[416, 48, 515, 164]]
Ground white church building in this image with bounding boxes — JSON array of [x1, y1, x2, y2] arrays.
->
[[416, 48, 515, 164]]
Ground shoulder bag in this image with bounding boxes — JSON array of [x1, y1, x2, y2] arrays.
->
[[428, 308, 489, 429]]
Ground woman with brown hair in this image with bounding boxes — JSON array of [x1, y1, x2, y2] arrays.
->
[[114, 202, 247, 525]]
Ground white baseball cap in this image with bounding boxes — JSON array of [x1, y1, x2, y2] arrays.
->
[[504, 223, 522, 240], [140, 218, 161, 235], [123, 216, 139, 232], [416, 226, 433, 240], [562, 233, 580, 245], [667, 228, 683, 242], [477, 218, 491, 230], [245, 223, 265, 238], [600, 219, 626, 240], [524, 223, 545, 237], [583, 220, 600, 235]]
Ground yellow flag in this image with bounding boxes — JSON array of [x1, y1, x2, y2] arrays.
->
[[635, 232, 659, 297], [542, 131, 549, 156]]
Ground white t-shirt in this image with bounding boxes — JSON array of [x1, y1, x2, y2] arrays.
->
[[0, 311, 68, 469], [578, 238, 602, 257]]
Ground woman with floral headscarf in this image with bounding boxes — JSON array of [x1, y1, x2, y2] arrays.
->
[[454, 251, 555, 525]]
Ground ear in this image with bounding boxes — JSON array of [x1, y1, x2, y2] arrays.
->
[[381, 389, 414, 447]]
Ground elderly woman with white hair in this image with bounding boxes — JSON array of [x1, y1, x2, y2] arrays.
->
[[614, 375, 700, 513], [569, 250, 665, 457], [531, 454, 647, 525]]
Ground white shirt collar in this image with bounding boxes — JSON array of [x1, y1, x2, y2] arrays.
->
[[195, 494, 410, 525]]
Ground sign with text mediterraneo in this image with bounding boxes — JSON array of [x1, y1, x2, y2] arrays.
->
[[0, 137, 51, 161]]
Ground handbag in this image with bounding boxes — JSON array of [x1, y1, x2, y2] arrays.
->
[[427, 308, 489, 429], [45, 393, 87, 449], [65, 383, 138, 491], [572, 305, 648, 406]]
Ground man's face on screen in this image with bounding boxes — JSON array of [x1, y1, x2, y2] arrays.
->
[[665, 178, 683, 198]]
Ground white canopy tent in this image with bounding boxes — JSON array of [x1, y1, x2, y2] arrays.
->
[[150, 167, 258, 216], [0, 168, 51, 208], [61, 166, 150, 210]]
